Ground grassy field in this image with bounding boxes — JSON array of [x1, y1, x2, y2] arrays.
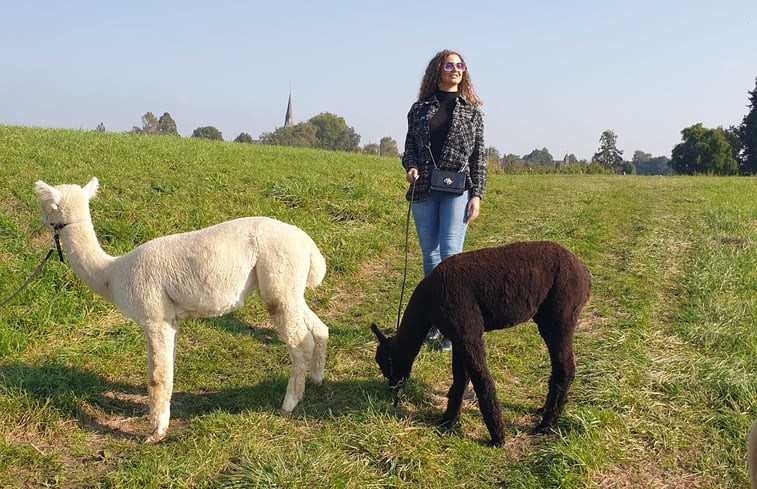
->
[[0, 125, 755, 488]]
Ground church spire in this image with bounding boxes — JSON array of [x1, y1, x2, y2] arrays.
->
[[284, 89, 295, 128]]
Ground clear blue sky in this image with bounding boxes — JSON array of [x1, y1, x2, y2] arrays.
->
[[2, 1, 756, 161]]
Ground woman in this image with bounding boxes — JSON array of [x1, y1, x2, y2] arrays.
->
[[402, 49, 487, 351]]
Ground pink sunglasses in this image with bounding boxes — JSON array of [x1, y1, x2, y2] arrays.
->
[[442, 61, 466, 72]]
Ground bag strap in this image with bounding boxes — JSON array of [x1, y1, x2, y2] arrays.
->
[[424, 142, 466, 173]]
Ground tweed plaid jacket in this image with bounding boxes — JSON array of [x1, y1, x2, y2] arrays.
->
[[401, 94, 486, 202]]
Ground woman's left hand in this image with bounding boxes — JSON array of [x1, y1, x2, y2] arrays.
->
[[466, 196, 481, 223]]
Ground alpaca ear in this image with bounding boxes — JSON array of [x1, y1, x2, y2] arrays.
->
[[34, 180, 63, 209], [82, 177, 99, 200], [371, 323, 388, 344]]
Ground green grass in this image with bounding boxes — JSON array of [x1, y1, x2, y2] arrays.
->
[[1, 125, 755, 488]]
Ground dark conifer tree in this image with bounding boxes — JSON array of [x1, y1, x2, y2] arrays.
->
[[737, 77, 757, 175]]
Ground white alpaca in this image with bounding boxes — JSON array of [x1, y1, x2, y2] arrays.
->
[[34, 177, 329, 443]]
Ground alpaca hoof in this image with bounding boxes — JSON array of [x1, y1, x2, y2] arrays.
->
[[144, 432, 166, 444], [281, 396, 298, 414], [487, 438, 505, 448], [280, 403, 297, 417], [310, 375, 323, 386], [531, 423, 553, 435], [438, 417, 458, 430]]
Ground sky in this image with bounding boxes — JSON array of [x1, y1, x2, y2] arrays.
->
[[2, 1, 756, 162]]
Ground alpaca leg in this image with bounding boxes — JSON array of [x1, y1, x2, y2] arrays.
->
[[440, 344, 470, 429], [463, 339, 506, 447], [281, 329, 313, 413], [256, 252, 316, 413], [534, 320, 576, 434], [267, 300, 312, 413], [304, 305, 328, 385], [144, 321, 178, 443]]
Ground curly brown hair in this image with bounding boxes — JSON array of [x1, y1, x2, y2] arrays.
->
[[418, 49, 483, 107]]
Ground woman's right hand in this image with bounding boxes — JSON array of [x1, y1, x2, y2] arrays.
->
[[406, 168, 419, 183]]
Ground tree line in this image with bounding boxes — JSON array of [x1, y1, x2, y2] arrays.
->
[[98, 77, 756, 174], [258, 112, 399, 157], [104, 111, 400, 157], [492, 129, 673, 176], [669, 77, 757, 175], [489, 78, 757, 176]]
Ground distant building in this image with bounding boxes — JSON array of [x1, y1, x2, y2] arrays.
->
[[284, 91, 295, 128]]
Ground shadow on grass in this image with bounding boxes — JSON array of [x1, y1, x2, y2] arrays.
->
[[0, 360, 563, 451], [0, 361, 390, 440], [399, 395, 547, 446], [0, 362, 146, 440]]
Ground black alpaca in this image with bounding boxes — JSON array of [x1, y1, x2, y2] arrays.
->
[[371, 241, 592, 447]]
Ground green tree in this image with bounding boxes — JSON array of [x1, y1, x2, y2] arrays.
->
[[379, 136, 399, 157], [260, 122, 318, 148], [737, 77, 757, 175], [95, 122, 106, 132], [191, 126, 223, 141], [632, 150, 652, 162], [157, 112, 179, 136], [592, 130, 624, 172], [632, 150, 672, 175], [523, 147, 554, 167], [486, 146, 502, 173], [132, 112, 158, 134], [501, 153, 525, 172], [670, 123, 739, 175], [260, 113, 361, 152], [309, 112, 360, 152], [234, 132, 255, 143], [362, 143, 379, 155]]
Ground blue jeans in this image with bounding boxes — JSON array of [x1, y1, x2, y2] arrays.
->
[[411, 190, 471, 276]]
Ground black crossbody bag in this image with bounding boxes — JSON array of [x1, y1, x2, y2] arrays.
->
[[425, 143, 466, 195]]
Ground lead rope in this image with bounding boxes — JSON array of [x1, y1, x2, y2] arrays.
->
[[0, 233, 65, 308], [396, 178, 417, 330]]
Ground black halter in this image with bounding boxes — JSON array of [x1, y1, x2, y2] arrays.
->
[[51, 223, 67, 261]]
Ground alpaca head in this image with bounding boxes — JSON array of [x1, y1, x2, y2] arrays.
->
[[34, 177, 99, 230], [371, 323, 410, 407]]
